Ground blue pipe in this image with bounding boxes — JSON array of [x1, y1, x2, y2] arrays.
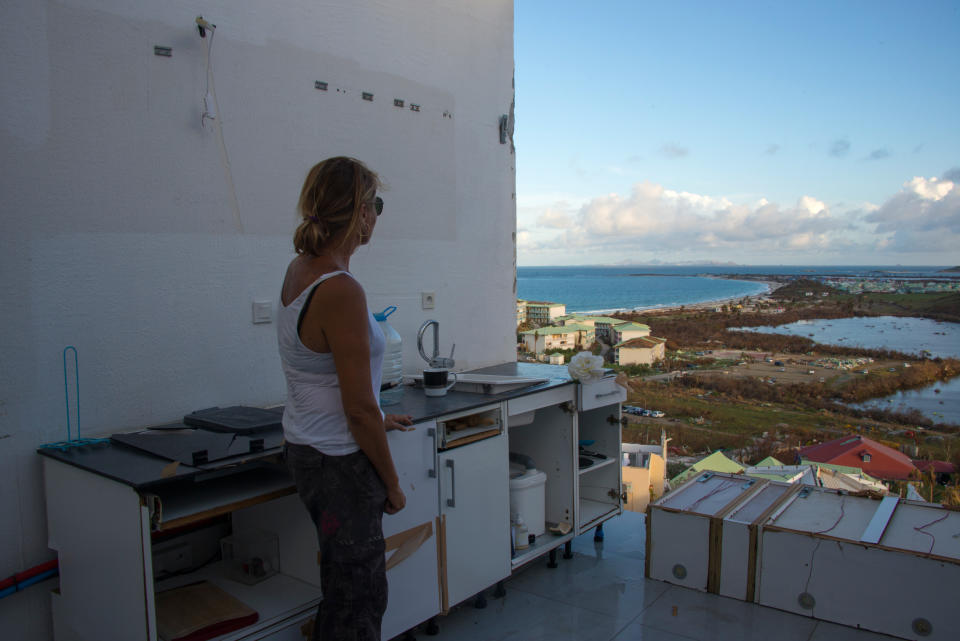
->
[[0, 569, 59, 600]]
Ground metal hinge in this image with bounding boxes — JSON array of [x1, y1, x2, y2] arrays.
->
[[560, 401, 576, 414]]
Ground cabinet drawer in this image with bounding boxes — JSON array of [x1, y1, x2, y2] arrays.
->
[[578, 378, 626, 411], [506, 384, 575, 416]]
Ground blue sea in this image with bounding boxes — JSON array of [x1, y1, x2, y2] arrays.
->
[[517, 265, 953, 314]]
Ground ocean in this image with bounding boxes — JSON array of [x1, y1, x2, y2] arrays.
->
[[516, 265, 952, 314]]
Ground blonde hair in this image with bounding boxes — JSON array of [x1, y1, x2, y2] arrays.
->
[[293, 157, 381, 255]]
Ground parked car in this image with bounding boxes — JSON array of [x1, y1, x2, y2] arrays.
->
[[774, 360, 784, 366], [649, 410, 665, 418]]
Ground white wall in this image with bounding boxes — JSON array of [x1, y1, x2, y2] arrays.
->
[[0, 1, 515, 637]]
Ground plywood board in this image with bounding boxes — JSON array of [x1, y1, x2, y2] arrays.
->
[[647, 509, 711, 591], [657, 474, 757, 517], [727, 483, 792, 525], [767, 489, 877, 540], [880, 503, 960, 559]]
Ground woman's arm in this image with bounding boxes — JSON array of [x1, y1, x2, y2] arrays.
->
[[305, 275, 405, 513]]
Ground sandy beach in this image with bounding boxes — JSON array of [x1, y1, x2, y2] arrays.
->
[[619, 279, 785, 316]]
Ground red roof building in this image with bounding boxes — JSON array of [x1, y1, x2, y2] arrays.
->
[[799, 436, 916, 481], [912, 460, 956, 475]]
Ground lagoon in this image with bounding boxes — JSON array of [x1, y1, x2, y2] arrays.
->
[[851, 376, 960, 426], [737, 316, 960, 425], [737, 316, 960, 359]]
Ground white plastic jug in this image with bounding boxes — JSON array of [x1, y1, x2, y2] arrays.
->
[[375, 306, 403, 406]]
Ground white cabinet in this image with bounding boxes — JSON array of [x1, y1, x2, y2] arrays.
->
[[439, 428, 511, 609], [45, 458, 323, 641], [44, 423, 444, 641], [381, 422, 441, 635], [575, 400, 623, 534], [506, 386, 577, 567]]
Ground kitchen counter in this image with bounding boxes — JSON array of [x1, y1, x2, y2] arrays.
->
[[37, 362, 574, 491]]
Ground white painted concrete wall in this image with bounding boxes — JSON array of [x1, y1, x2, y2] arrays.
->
[[0, 1, 515, 637]]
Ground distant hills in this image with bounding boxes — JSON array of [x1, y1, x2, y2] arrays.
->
[[941, 266, 960, 273]]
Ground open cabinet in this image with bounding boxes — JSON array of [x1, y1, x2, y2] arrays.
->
[[506, 395, 576, 567], [44, 420, 442, 641], [576, 404, 623, 534]]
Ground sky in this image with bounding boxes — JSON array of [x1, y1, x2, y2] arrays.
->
[[513, 0, 960, 266]]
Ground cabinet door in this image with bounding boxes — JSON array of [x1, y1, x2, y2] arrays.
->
[[384, 421, 439, 538], [439, 434, 511, 608], [382, 422, 441, 638]]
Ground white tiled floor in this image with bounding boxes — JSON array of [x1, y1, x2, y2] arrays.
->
[[405, 511, 900, 641]]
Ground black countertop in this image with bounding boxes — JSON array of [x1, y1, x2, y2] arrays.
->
[[38, 362, 574, 491]]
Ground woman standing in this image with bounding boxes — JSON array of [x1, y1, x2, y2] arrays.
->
[[278, 157, 412, 640]]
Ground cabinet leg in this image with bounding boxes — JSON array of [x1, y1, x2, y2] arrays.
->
[[474, 590, 487, 609], [425, 617, 440, 636], [594, 523, 604, 542], [547, 548, 558, 568], [563, 540, 573, 559], [492, 580, 506, 599]]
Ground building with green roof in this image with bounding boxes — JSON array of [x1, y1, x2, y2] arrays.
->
[[671, 450, 745, 485], [519, 323, 595, 355]]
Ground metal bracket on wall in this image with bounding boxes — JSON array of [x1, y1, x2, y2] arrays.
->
[[154, 46, 172, 57], [315, 81, 328, 91], [499, 115, 509, 143]]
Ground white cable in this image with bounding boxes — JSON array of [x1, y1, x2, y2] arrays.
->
[[199, 23, 243, 233]]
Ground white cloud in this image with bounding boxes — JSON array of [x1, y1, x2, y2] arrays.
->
[[519, 180, 866, 260], [518, 174, 960, 264], [865, 176, 960, 252], [537, 209, 574, 229]]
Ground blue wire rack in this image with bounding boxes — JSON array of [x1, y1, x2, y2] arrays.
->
[[38, 346, 110, 451]]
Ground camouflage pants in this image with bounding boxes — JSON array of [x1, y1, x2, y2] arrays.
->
[[285, 443, 388, 641]]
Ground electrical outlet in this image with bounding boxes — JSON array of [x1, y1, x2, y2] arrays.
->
[[252, 300, 273, 324], [421, 291, 436, 310]]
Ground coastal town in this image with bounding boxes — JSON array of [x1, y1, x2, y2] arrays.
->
[[517, 278, 960, 512]]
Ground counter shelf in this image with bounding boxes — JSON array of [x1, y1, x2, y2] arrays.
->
[[577, 453, 617, 476], [436, 404, 502, 450], [145, 461, 294, 532], [511, 527, 576, 567], [154, 560, 322, 641]]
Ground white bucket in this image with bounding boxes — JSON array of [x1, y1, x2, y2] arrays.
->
[[509, 468, 547, 537]]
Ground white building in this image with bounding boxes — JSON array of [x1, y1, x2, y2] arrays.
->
[[520, 324, 595, 354], [611, 321, 651, 344], [614, 336, 667, 366], [0, 3, 516, 638], [521, 300, 567, 326]]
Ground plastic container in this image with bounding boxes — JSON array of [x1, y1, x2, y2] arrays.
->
[[509, 468, 547, 537], [513, 516, 529, 550], [220, 528, 279, 585], [374, 306, 403, 406]]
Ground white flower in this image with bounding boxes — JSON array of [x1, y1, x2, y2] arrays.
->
[[568, 351, 605, 382]]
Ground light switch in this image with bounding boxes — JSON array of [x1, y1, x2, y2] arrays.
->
[[252, 300, 273, 324], [421, 291, 436, 310]]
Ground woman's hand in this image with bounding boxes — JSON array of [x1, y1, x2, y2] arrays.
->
[[385, 414, 414, 431], [385, 485, 406, 514]]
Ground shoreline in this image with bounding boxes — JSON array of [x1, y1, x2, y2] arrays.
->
[[571, 280, 784, 317]]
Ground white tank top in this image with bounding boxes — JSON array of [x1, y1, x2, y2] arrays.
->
[[277, 270, 385, 455]]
